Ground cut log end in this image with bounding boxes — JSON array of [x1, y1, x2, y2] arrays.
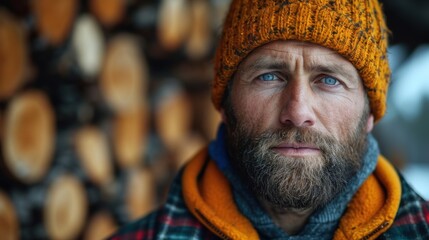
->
[[32, 0, 78, 45], [90, 0, 125, 27], [157, 0, 191, 51], [3, 90, 55, 184], [155, 88, 193, 150], [113, 104, 149, 169], [0, 190, 19, 240], [125, 168, 156, 221], [72, 14, 105, 78], [0, 8, 28, 100], [100, 34, 148, 112], [44, 174, 87, 240], [83, 211, 117, 240], [75, 126, 114, 187]]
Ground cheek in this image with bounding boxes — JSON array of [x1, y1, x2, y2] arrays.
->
[[232, 90, 276, 133], [318, 99, 364, 139]]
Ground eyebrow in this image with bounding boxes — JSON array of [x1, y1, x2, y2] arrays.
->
[[243, 57, 290, 72], [309, 64, 360, 82]]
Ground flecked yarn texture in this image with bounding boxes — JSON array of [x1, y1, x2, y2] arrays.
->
[[212, 0, 391, 122]]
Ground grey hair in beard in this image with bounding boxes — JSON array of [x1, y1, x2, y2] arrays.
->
[[226, 124, 368, 210], [223, 94, 370, 211]]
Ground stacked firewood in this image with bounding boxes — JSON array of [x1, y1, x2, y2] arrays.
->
[[0, 0, 228, 239]]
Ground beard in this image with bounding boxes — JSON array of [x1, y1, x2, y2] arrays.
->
[[225, 110, 369, 211]]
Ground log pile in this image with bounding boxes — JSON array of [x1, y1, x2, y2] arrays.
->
[[0, 0, 227, 239]]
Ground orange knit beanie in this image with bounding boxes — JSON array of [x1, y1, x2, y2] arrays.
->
[[212, 0, 391, 122]]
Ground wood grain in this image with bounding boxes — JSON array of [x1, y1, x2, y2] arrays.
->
[[75, 126, 114, 187], [100, 34, 148, 112], [0, 190, 19, 240], [0, 8, 27, 100], [3, 90, 55, 184], [44, 174, 87, 240], [32, 0, 78, 45]]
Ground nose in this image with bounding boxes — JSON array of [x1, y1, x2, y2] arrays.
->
[[279, 81, 316, 127]]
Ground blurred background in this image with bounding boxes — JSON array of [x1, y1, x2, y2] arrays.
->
[[0, 0, 428, 239]]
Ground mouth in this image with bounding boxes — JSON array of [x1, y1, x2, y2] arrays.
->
[[271, 143, 321, 157]]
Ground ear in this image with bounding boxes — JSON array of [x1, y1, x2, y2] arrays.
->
[[365, 114, 374, 133], [220, 108, 227, 123]]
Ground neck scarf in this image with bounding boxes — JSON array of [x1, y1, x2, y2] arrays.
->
[[208, 124, 379, 239]]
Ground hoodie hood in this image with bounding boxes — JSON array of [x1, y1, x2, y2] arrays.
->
[[182, 148, 401, 240]]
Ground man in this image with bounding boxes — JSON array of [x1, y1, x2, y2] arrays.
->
[[110, 0, 429, 239]]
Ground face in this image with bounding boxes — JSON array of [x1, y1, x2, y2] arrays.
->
[[222, 40, 374, 210]]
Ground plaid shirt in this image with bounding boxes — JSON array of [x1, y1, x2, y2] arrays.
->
[[109, 169, 215, 240], [109, 170, 429, 240], [379, 174, 429, 240]]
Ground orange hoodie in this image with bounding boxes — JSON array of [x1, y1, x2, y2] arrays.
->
[[182, 148, 402, 240]]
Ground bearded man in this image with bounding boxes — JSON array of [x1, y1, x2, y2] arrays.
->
[[110, 0, 429, 239]]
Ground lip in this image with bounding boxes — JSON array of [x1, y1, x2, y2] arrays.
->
[[271, 143, 321, 156]]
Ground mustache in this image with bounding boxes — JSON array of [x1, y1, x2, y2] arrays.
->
[[250, 127, 338, 154]]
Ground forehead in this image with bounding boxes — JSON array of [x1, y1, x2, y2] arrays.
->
[[260, 40, 337, 54], [239, 40, 357, 71]]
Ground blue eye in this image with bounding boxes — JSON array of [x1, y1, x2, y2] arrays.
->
[[321, 76, 339, 85], [258, 73, 278, 81]]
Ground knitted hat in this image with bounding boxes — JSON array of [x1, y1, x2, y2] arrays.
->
[[212, 0, 390, 122]]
